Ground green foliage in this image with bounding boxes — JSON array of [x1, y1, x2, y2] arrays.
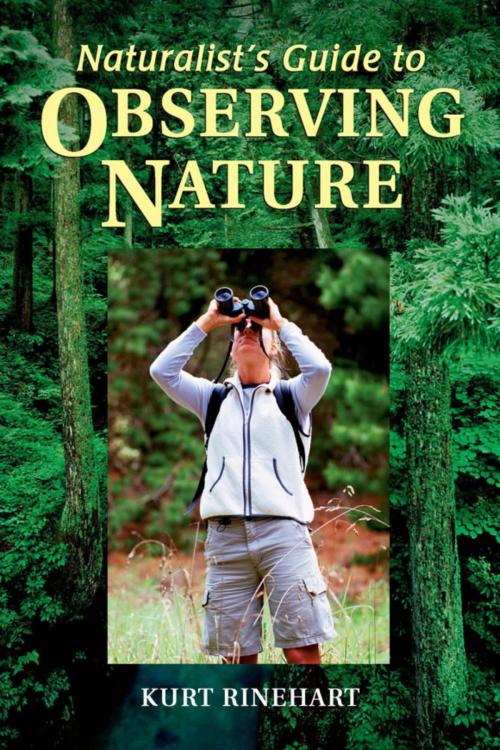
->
[[108, 249, 230, 547], [388, 364, 407, 509], [457, 498, 500, 542], [392, 195, 499, 356], [369, 71, 499, 174], [322, 367, 388, 497], [0, 306, 106, 743], [0, 22, 107, 726], [0, 365, 68, 738], [318, 243, 389, 332], [345, 669, 414, 750], [451, 351, 500, 493], [311, 225, 389, 496], [0, 27, 74, 175], [464, 558, 499, 655], [450, 664, 499, 749]]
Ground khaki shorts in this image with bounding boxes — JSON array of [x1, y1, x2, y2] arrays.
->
[[202, 517, 336, 658]]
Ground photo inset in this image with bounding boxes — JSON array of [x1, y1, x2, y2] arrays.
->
[[108, 248, 389, 664]]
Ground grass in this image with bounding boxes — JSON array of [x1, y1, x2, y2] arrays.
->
[[108, 562, 389, 665]]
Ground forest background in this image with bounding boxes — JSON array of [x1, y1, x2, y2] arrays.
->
[[0, 0, 498, 749]]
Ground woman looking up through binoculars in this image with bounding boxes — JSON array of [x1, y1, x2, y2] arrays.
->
[[150, 288, 336, 664]]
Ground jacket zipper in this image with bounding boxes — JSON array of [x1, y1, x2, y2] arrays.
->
[[246, 388, 260, 516], [233, 385, 264, 516], [233, 388, 248, 515]]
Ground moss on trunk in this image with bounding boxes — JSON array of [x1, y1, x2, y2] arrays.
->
[[53, 0, 102, 611], [405, 349, 467, 747]]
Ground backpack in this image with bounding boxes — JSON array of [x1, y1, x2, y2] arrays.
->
[[186, 381, 309, 514]]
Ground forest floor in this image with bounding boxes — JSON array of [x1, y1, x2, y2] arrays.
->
[[108, 493, 389, 664]]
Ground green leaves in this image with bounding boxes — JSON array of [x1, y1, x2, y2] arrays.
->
[[322, 367, 389, 496], [0, 27, 75, 177], [318, 244, 389, 331], [457, 500, 499, 541], [392, 194, 500, 356]]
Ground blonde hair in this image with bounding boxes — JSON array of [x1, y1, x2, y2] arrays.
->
[[270, 332, 286, 378]]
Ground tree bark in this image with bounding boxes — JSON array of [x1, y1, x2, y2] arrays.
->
[[401, 156, 467, 745], [123, 135, 133, 246], [405, 349, 467, 747], [13, 171, 33, 332], [124, 200, 133, 247], [50, 178, 57, 307], [402, 169, 441, 243], [53, 0, 102, 611]]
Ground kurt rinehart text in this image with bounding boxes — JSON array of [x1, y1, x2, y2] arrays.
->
[[141, 687, 360, 708]]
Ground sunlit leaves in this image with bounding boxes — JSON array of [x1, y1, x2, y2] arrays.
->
[[392, 194, 499, 355]]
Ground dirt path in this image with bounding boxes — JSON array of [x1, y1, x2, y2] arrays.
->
[[108, 493, 389, 601]]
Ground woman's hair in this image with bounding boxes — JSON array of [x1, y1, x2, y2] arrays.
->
[[269, 331, 286, 379]]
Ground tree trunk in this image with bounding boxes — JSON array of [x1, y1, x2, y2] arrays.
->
[[124, 199, 133, 247], [405, 349, 467, 747], [123, 135, 133, 246], [402, 169, 441, 243], [306, 178, 333, 249], [13, 171, 33, 332], [53, 0, 102, 611], [50, 178, 57, 307], [145, 84, 160, 248], [303, 140, 332, 249]]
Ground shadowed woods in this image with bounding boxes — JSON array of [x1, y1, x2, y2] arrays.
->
[[93, 666, 267, 750]]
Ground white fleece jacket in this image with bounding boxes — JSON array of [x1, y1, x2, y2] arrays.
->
[[150, 321, 332, 521]]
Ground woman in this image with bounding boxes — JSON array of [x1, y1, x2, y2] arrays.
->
[[150, 294, 335, 664]]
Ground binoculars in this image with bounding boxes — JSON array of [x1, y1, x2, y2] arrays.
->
[[214, 285, 269, 330]]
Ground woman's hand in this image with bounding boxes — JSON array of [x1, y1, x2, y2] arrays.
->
[[196, 298, 245, 333], [249, 297, 288, 332]]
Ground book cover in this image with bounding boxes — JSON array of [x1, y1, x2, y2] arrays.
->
[[1, 1, 497, 748]]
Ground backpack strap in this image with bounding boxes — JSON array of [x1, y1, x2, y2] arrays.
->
[[204, 383, 231, 445], [185, 384, 232, 514], [273, 380, 309, 473]]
